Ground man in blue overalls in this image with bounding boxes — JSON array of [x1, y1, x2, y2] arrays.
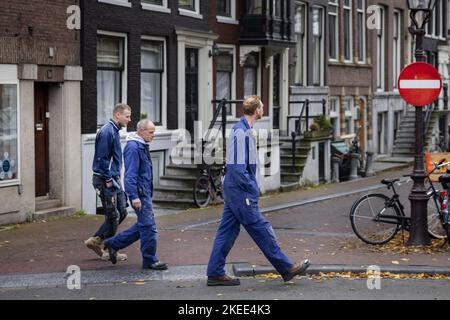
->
[[207, 96, 310, 286], [104, 119, 167, 270], [85, 103, 131, 261]]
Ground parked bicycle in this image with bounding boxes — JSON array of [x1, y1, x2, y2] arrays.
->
[[350, 160, 450, 245], [193, 164, 226, 208]]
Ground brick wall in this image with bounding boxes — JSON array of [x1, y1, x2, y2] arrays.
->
[[0, 0, 80, 66], [81, 0, 211, 133]]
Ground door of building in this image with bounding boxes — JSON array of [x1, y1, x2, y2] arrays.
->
[[34, 83, 50, 197], [185, 48, 199, 138]]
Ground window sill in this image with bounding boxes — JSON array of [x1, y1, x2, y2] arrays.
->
[[217, 16, 239, 25], [141, 3, 171, 13], [179, 8, 203, 20], [98, 0, 132, 8], [0, 180, 20, 188]]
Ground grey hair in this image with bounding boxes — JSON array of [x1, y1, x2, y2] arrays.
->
[[137, 118, 154, 131]]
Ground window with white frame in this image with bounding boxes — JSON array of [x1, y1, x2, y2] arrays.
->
[[97, 34, 125, 128], [376, 6, 385, 91], [294, 2, 307, 85], [329, 96, 340, 138], [98, 0, 132, 8], [393, 10, 402, 89], [344, 97, 353, 135], [141, 39, 164, 125], [141, 0, 171, 13], [217, 0, 237, 23], [0, 83, 19, 184], [312, 6, 324, 86], [328, 0, 339, 61], [216, 49, 234, 115], [428, 0, 444, 38], [217, 0, 232, 17], [243, 52, 259, 98], [179, 0, 201, 17], [357, 0, 365, 63], [344, 0, 353, 62]]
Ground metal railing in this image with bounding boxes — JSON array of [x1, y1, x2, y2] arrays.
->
[[202, 99, 244, 165], [286, 98, 327, 172]]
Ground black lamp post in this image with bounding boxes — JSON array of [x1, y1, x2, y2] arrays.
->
[[406, 0, 436, 245]]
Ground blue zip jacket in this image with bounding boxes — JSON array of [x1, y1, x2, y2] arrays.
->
[[92, 120, 122, 181], [224, 116, 259, 199], [123, 133, 153, 201]]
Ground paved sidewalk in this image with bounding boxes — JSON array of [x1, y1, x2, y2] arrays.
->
[[1, 163, 450, 288]]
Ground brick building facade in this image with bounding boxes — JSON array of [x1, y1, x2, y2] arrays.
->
[[0, 0, 82, 224]]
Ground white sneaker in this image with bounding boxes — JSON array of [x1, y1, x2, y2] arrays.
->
[[101, 249, 128, 261]]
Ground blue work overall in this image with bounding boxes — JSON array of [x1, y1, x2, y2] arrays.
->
[[105, 137, 159, 267], [207, 117, 294, 278]]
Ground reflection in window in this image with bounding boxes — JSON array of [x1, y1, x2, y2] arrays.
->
[[217, 0, 231, 17], [141, 40, 163, 124], [246, 0, 262, 14], [244, 53, 259, 98], [312, 7, 323, 86], [179, 0, 195, 11], [294, 3, 306, 85], [97, 35, 124, 128], [216, 51, 233, 115], [328, 0, 338, 60], [0, 84, 18, 182]]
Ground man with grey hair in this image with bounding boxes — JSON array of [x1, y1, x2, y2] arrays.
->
[[104, 119, 167, 270]]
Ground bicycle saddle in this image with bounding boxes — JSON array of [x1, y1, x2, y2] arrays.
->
[[381, 179, 400, 185]]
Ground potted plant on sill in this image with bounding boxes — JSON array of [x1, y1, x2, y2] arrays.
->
[[304, 115, 333, 139]]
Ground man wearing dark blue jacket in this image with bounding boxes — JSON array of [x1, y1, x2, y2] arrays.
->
[[206, 96, 310, 286], [104, 119, 167, 270], [84, 103, 131, 261]]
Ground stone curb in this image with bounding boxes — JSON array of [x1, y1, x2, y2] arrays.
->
[[232, 263, 450, 277]]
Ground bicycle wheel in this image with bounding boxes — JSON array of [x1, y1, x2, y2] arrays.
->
[[350, 194, 401, 245], [427, 196, 447, 239], [193, 174, 213, 208]]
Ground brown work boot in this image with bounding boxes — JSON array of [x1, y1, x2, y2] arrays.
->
[[84, 236, 103, 257], [207, 275, 240, 286], [101, 249, 128, 262], [282, 259, 310, 282]]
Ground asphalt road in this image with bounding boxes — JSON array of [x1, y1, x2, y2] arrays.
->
[[1, 277, 449, 300]]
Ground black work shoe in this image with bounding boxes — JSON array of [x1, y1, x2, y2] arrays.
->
[[207, 275, 241, 286], [104, 242, 117, 265], [144, 261, 168, 270], [282, 259, 310, 282]]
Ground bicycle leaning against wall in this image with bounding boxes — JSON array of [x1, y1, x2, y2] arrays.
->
[[349, 160, 450, 245]]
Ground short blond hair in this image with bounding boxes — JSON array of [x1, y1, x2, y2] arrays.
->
[[242, 96, 262, 116], [113, 103, 131, 115]]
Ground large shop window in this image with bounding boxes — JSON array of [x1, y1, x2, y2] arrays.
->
[[141, 40, 163, 124], [0, 84, 18, 184], [216, 51, 234, 115], [97, 35, 124, 128], [243, 52, 259, 98]]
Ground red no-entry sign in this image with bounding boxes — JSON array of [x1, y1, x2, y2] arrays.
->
[[398, 62, 442, 107]]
